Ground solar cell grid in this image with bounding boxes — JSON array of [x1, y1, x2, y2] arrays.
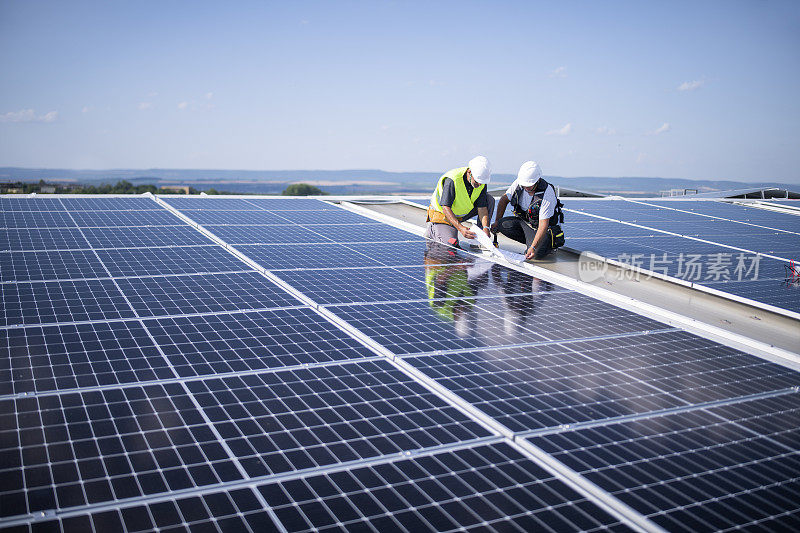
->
[[271, 209, 379, 225], [563, 330, 800, 404], [60, 197, 163, 211], [274, 264, 566, 306], [115, 271, 302, 318], [95, 245, 249, 277], [0, 228, 89, 252], [69, 210, 183, 227], [81, 226, 215, 249], [0, 250, 109, 282], [143, 308, 377, 377], [0, 278, 135, 327], [1, 211, 77, 229], [239, 243, 385, 270], [181, 210, 288, 225], [0, 383, 244, 518], [259, 442, 628, 532], [204, 224, 337, 244], [405, 344, 683, 433], [184, 360, 492, 478], [299, 222, 423, 243], [162, 197, 268, 210], [0, 197, 67, 211], [14, 487, 278, 532], [0, 320, 173, 395], [528, 393, 800, 532], [245, 198, 340, 211], [328, 293, 668, 355]]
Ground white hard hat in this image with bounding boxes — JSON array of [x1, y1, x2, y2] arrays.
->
[[517, 161, 542, 187], [468, 156, 491, 184]]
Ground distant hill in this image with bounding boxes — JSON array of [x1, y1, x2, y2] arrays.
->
[[0, 167, 795, 196]]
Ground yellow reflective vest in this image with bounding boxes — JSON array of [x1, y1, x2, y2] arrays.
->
[[427, 167, 485, 225]]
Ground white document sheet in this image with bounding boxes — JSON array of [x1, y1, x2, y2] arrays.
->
[[469, 230, 527, 264]]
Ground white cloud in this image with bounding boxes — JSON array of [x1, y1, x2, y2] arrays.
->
[[648, 122, 671, 135], [595, 126, 616, 135], [138, 102, 153, 110], [81, 106, 90, 113], [547, 123, 572, 136], [177, 102, 189, 110], [205, 92, 213, 100], [0, 109, 59, 123], [549, 66, 567, 78], [677, 80, 704, 92], [636, 152, 647, 163]]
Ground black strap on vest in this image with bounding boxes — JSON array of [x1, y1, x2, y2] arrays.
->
[[509, 178, 564, 226]]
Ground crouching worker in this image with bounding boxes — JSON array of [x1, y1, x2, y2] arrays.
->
[[490, 161, 564, 260], [425, 156, 495, 247]]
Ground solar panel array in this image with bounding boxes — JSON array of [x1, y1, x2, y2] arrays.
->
[[2, 194, 799, 532], [564, 198, 800, 317]]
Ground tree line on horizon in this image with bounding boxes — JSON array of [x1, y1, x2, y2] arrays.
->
[[0, 179, 328, 196]]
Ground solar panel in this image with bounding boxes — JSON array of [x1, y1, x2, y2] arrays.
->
[[18, 487, 277, 532], [0, 197, 67, 211], [244, 198, 340, 211], [69, 210, 184, 227], [0, 228, 90, 251], [94, 246, 249, 277], [0, 321, 173, 395], [180, 210, 290, 225], [272, 264, 567, 306], [161, 197, 266, 210], [0, 250, 109, 282], [272, 209, 380, 225], [59, 197, 164, 211], [204, 224, 340, 244], [528, 393, 800, 531], [81, 226, 216, 248], [1, 211, 78, 229], [1, 278, 135, 327], [402, 330, 799, 433], [258, 442, 627, 532], [183, 360, 492, 477], [0, 383, 245, 517], [142, 308, 378, 377], [114, 271, 303, 317], [327, 293, 669, 356]]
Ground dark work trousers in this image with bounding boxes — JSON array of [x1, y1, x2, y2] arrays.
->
[[496, 216, 552, 259], [425, 195, 496, 245]]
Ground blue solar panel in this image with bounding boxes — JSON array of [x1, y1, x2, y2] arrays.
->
[[0, 250, 109, 282], [204, 224, 337, 244], [245, 198, 340, 211], [0, 228, 90, 251], [258, 442, 627, 532], [0, 197, 67, 211], [528, 393, 800, 531], [69, 210, 183, 227], [115, 271, 302, 317], [272, 209, 379, 224], [1, 279, 135, 326], [60, 197, 163, 211], [1, 211, 77, 229], [81, 226, 215, 248], [184, 360, 492, 477], [0, 384, 244, 518], [94, 245, 248, 277], [180, 210, 288, 225], [17, 487, 277, 532], [142, 308, 378, 377], [0, 321, 172, 395], [273, 264, 567, 306], [402, 330, 799, 433], [161, 197, 265, 210], [328, 293, 668, 356]]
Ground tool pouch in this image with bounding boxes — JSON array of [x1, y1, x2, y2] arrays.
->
[[548, 225, 565, 249]]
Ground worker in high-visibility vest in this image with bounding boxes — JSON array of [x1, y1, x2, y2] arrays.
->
[[425, 156, 495, 247]]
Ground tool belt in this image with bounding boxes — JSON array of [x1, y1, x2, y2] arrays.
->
[[426, 207, 463, 226], [547, 224, 565, 249]]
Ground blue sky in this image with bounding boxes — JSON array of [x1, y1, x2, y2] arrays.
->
[[1, 1, 799, 182]]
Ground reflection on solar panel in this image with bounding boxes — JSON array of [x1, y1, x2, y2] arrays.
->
[[2, 194, 798, 532], [529, 393, 800, 531], [564, 198, 800, 316]]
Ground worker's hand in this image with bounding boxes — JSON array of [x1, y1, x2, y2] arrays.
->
[[483, 226, 491, 238], [525, 245, 537, 260], [490, 221, 499, 234], [459, 225, 476, 240]]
